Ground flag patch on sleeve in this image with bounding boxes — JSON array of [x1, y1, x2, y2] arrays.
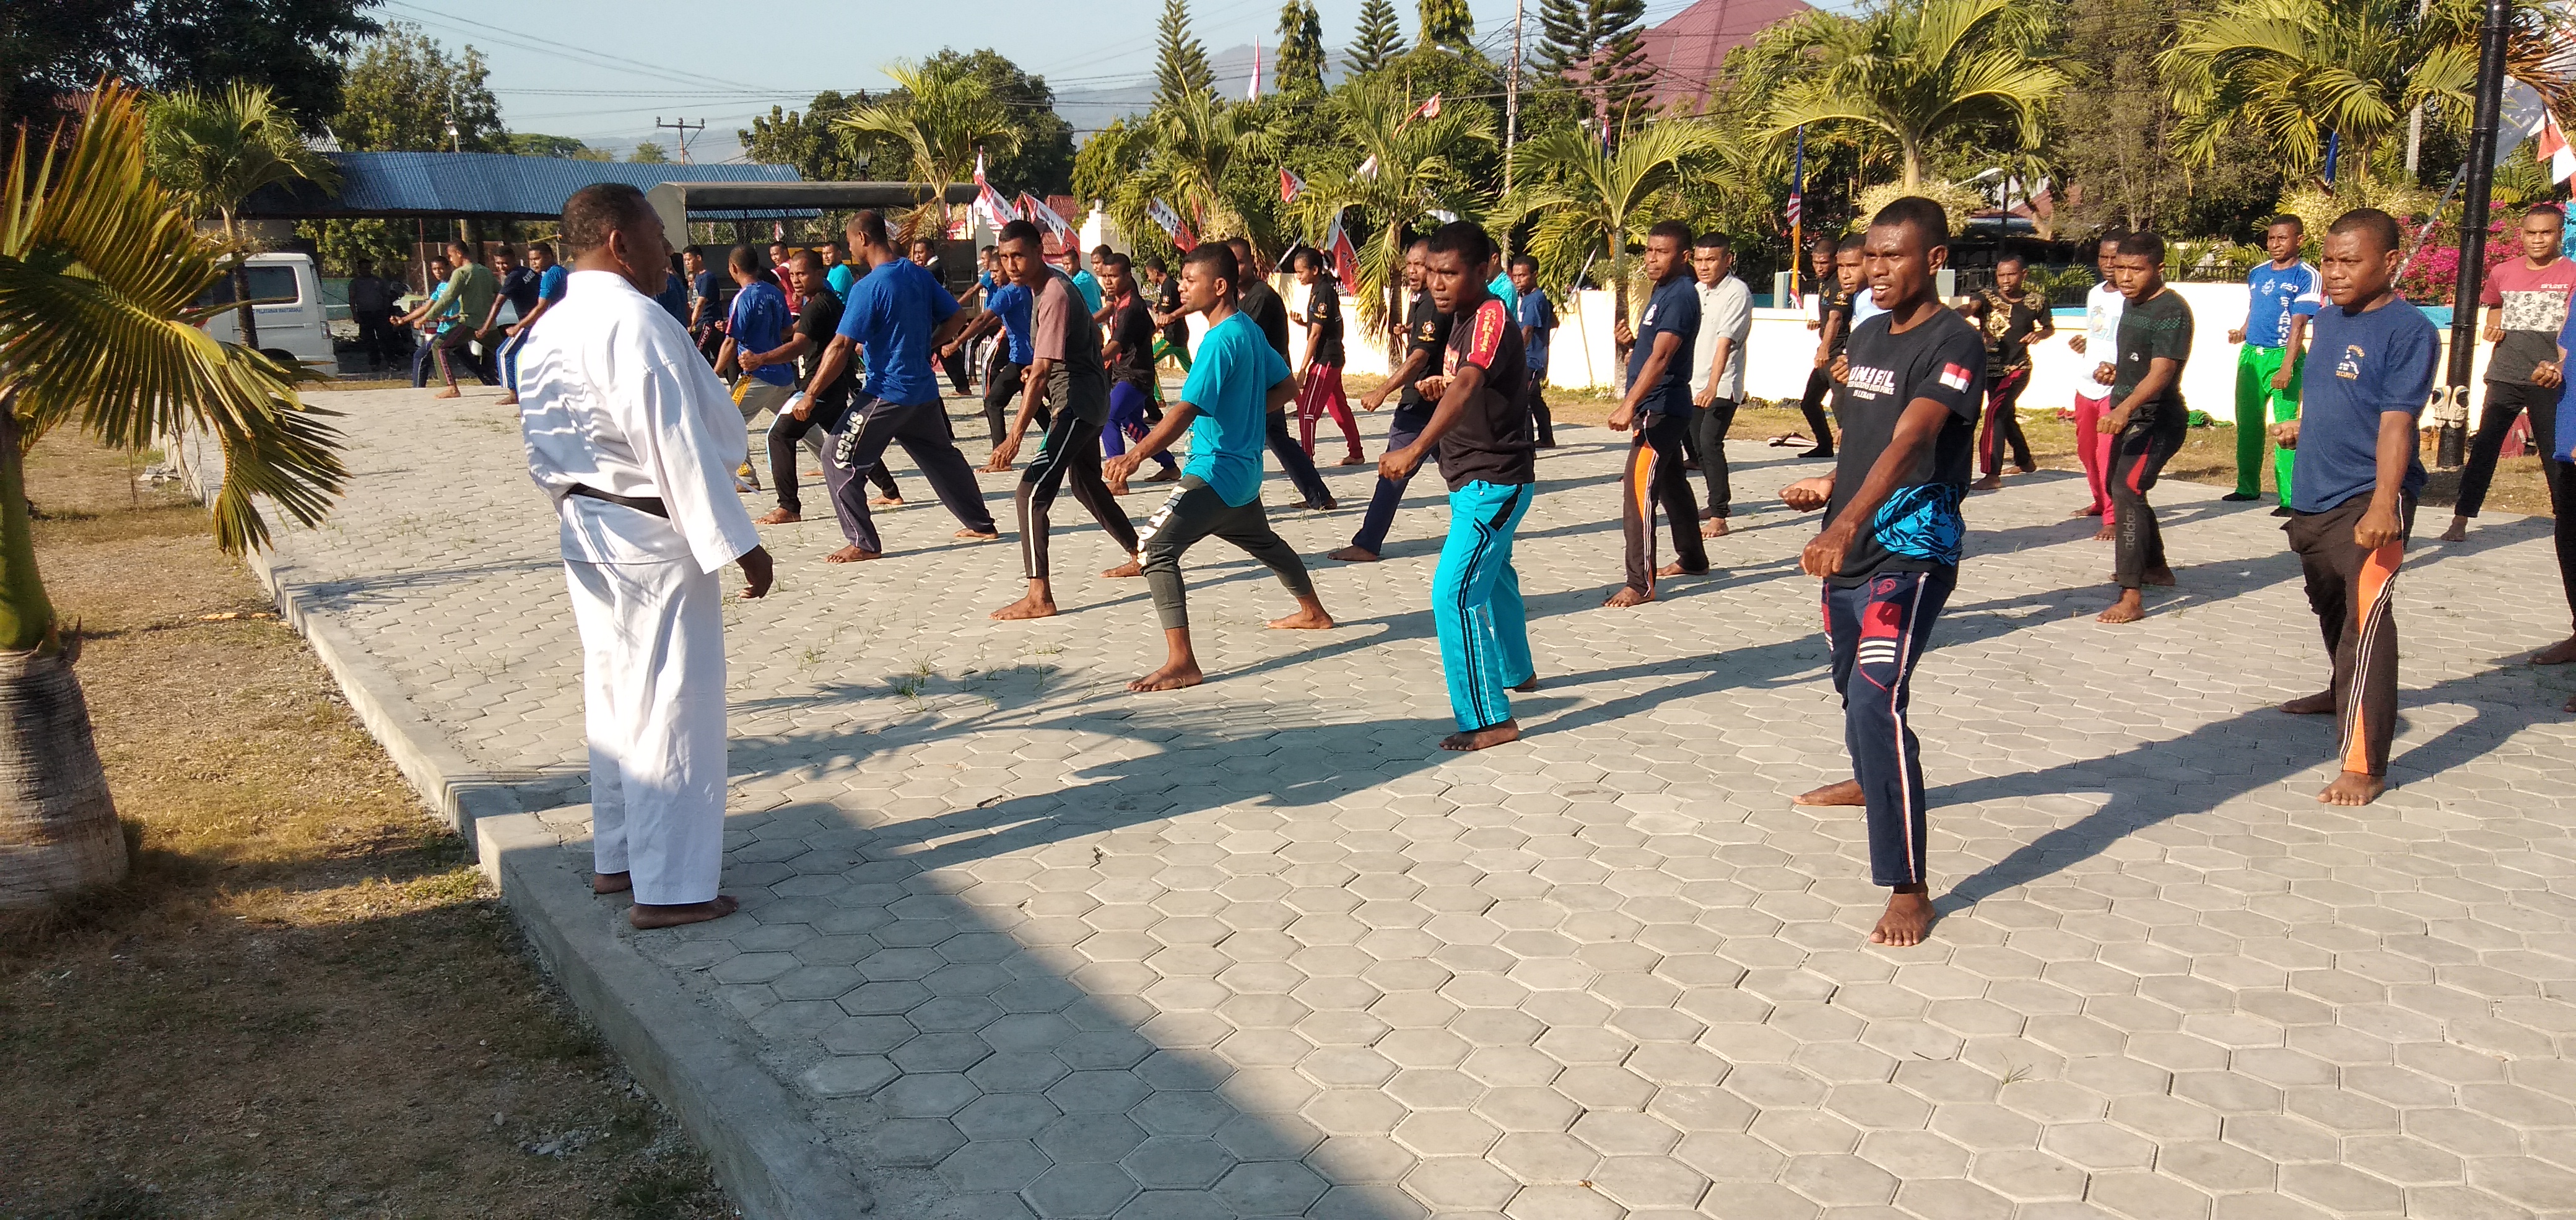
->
[[1939, 362, 1973, 391]]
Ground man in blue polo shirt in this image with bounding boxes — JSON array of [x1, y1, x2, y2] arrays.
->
[[796, 209, 998, 561], [2227, 214, 2321, 509], [716, 245, 797, 429], [1605, 220, 1707, 607]]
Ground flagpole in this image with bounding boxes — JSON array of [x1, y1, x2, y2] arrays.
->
[[1788, 126, 1806, 303], [1505, 0, 1524, 259]]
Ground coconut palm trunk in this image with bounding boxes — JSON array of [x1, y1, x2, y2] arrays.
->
[[222, 207, 259, 351]]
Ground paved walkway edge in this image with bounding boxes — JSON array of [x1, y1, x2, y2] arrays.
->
[[478, 813, 872, 1220]]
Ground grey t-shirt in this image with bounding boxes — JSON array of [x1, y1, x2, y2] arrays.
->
[[1690, 275, 1753, 401], [1030, 269, 1108, 425]]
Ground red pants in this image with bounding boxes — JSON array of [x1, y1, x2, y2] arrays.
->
[[1297, 364, 1362, 460], [2073, 393, 2116, 525]]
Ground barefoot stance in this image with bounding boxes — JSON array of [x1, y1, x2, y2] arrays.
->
[[2439, 518, 2468, 542], [1327, 546, 1381, 562], [754, 507, 800, 525], [1871, 888, 1934, 946], [2318, 770, 2387, 805], [2534, 636, 2576, 664], [1701, 518, 1731, 539], [872, 495, 903, 507], [629, 895, 738, 930], [2278, 690, 2334, 715], [1442, 720, 1521, 751], [826, 545, 882, 563], [2098, 591, 2146, 624], [1512, 676, 1539, 692], [1795, 779, 1865, 806], [991, 595, 1058, 621], [1604, 586, 1653, 608], [2070, 505, 2103, 518], [1969, 476, 2002, 492], [2092, 522, 2116, 541], [1269, 607, 1334, 630], [955, 528, 999, 541], [1129, 660, 1203, 692], [593, 871, 633, 895], [1101, 559, 1143, 578]]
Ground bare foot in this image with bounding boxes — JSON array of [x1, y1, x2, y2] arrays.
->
[[2318, 770, 2387, 806], [1302, 499, 1341, 512], [955, 527, 1000, 541], [2439, 516, 2469, 542], [872, 495, 903, 507], [2278, 690, 2334, 715], [1794, 779, 1865, 807], [1512, 676, 1539, 692], [1657, 562, 1710, 578], [2143, 566, 2176, 587], [825, 546, 882, 564], [593, 871, 632, 894], [990, 595, 1058, 621], [1129, 660, 1204, 692], [1970, 476, 2002, 491], [629, 895, 738, 929], [1701, 518, 1731, 539], [2098, 591, 2146, 624], [1442, 720, 1522, 751], [1100, 559, 1143, 578], [1328, 546, 1381, 562], [1145, 467, 1181, 483], [432, 386, 461, 399], [2069, 505, 2103, 518], [2533, 636, 2576, 664], [1269, 606, 1334, 630], [1870, 889, 1934, 946], [1604, 586, 1652, 608], [495, 393, 518, 406], [2092, 522, 2116, 541], [754, 507, 801, 525]]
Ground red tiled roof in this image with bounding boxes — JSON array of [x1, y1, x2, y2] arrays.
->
[[1637, 0, 1815, 111]]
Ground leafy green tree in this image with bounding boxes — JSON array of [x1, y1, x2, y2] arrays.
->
[[146, 83, 338, 352], [839, 60, 1019, 233], [1759, 0, 2065, 191], [1277, 1, 1328, 97], [0, 85, 346, 906], [628, 141, 669, 164], [3, 0, 378, 135], [1534, 0, 1653, 131], [1417, 0, 1476, 54], [742, 92, 873, 181], [1289, 76, 1496, 344], [1155, 0, 1215, 108], [1510, 118, 1721, 388], [1347, 0, 1407, 75], [925, 48, 1077, 194], [331, 22, 506, 154], [507, 133, 603, 160]]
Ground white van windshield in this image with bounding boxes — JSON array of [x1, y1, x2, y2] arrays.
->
[[196, 265, 303, 308]]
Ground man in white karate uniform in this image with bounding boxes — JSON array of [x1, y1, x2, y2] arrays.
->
[[516, 181, 774, 929]]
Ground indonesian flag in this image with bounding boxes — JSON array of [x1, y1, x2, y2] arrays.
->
[[1321, 209, 1357, 285], [1019, 192, 1075, 242], [1280, 167, 1306, 203], [2539, 111, 2576, 185], [1405, 94, 1441, 124], [1146, 198, 1196, 250], [1248, 38, 1261, 100], [972, 152, 1017, 227], [1939, 362, 1973, 393]]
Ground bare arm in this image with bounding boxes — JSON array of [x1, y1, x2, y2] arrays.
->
[[2101, 356, 2182, 433], [2353, 411, 2417, 549], [990, 354, 1053, 468], [1103, 402, 1201, 492], [1798, 396, 1954, 578], [1365, 344, 1432, 411], [1380, 361, 1487, 482]]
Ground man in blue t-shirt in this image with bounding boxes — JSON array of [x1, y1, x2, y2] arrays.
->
[[1509, 254, 1556, 447], [497, 241, 568, 406], [2227, 215, 2323, 508], [2274, 207, 2434, 809], [796, 209, 998, 560], [1605, 220, 1707, 606], [1103, 243, 1334, 694], [716, 245, 797, 429], [942, 266, 1042, 453]]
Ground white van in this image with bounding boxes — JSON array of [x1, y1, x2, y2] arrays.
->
[[197, 252, 335, 369]]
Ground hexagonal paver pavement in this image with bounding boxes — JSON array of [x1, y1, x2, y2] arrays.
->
[[271, 385, 2576, 1218]]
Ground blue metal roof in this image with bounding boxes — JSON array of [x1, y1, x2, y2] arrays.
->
[[238, 152, 806, 220]]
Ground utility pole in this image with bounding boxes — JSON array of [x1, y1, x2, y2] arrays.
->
[[2444, 0, 2512, 469], [1504, 0, 1524, 259], [655, 117, 705, 164]]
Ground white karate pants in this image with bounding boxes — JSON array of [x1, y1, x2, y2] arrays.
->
[[565, 557, 727, 905]]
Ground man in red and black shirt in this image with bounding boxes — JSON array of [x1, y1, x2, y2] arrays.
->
[[1380, 222, 1536, 752]]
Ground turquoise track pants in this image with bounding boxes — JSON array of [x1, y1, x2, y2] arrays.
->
[[1434, 480, 1535, 731]]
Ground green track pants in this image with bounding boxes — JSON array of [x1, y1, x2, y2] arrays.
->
[[2235, 343, 2304, 505]]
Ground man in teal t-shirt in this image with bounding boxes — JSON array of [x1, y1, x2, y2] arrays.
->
[[1104, 244, 1335, 693]]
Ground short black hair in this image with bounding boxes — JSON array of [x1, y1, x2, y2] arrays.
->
[[996, 219, 1043, 250], [1994, 251, 2027, 271], [1811, 235, 1839, 252], [1224, 235, 1258, 281], [1406, 235, 1432, 253], [910, 235, 937, 251], [2266, 214, 2305, 233], [2528, 203, 2567, 227], [526, 241, 554, 261], [1426, 220, 1492, 265], [2116, 230, 2167, 262], [1144, 256, 1168, 273], [1837, 233, 1866, 255], [1101, 251, 1132, 272], [728, 245, 759, 275], [1291, 247, 1324, 272], [2328, 207, 2403, 255], [1646, 219, 1694, 248], [1182, 242, 1238, 299], [560, 182, 653, 256], [2095, 225, 2130, 250], [1508, 253, 1537, 274], [847, 209, 891, 249], [1867, 196, 1949, 248], [794, 248, 825, 271], [1693, 230, 1733, 253]]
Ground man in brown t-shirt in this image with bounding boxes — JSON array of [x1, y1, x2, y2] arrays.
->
[[987, 219, 1141, 620]]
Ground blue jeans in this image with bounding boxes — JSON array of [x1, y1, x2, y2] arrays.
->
[[1434, 481, 1534, 731], [1103, 381, 1177, 471], [1349, 408, 1429, 554], [1825, 567, 1954, 887]]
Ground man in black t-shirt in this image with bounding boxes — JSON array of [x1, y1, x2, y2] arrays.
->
[[1777, 196, 1985, 949], [743, 251, 903, 534], [1101, 253, 1181, 482], [1379, 221, 1536, 753], [1292, 249, 1364, 465], [1227, 236, 1335, 510], [1605, 220, 1707, 607], [2098, 231, 2194, 624], [1793, 237, 1844, 458], [1333, 238, 1448, 562]]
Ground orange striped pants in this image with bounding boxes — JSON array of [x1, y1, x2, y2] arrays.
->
[[2287, 494, 2414, 777]]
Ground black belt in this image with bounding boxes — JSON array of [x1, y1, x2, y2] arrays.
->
[[567, 484, 668, 518]]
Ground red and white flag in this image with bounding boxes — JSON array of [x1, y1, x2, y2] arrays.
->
[[1405, 94, 1442, 124], [1321, 210, 1358, 287], [1248, 38, 1262, 100], [972, 152, 1017, 227], [2539, 112, 2576, 185], [1279, 167, 1306, 203], [1019, 192, 1075, 242], [1939, 362, 1973, 393], [1145, 198, 1195, 250]]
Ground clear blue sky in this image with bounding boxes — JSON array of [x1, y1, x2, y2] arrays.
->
[[376, 0, 1718, 160]]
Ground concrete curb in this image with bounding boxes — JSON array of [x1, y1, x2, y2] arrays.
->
[[479, 814, 870, 1220]]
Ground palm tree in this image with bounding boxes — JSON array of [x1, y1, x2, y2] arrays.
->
[[1757, 0, 2065, 191], [1138, 90, 1284, 252], [2162, 0, 2574, 184], [0, 84, 346, 907], [144, 83, 338, 353], [1287, 77, 1495, 351], [839, 61, 1019, 234], [1508, 118, 1719, 390]]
